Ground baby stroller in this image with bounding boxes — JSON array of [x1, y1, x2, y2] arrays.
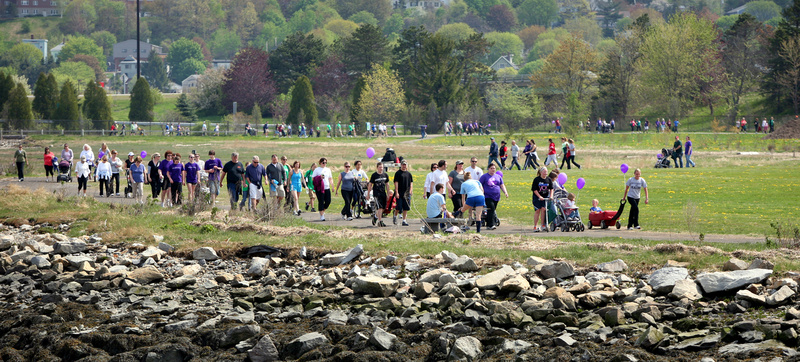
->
[[588, 199, 626, 229], [655, 148, 672, 168], [56, 160, 72, 182], [549, 189, 586, 232], [370, 192, 397, 226], [353, 180, 369, 219], [123, 170, 133, 198]]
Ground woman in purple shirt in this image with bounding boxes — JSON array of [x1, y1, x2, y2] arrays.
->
[[167, 153, 185, 205], [478, 164, 509, 230], [184, 154, 201, 202], [158, 151, 174, 207], [685, 136, 695, 167]]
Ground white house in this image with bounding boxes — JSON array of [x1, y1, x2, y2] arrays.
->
[[392, 0, 450, 10], [181, 74, 201, 94], [490, 54, 519, 72], [22, 38, 47, 61]]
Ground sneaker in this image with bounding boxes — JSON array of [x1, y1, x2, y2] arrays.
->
[[305, 202, 310, 211], [487, 226, 497, 230], [311, 207, 316, 212], [627, 227, 633, 230], [18, 179, 22, 182], [320, 216, 326, 221], [402, 220, 409, 226], [379, 221, 386, 227], [346, 217, 353, 221], [393, 215, 398, 225], [635, 226, 641, 229], [534, 227, 541, 232], [116, 193, 121, 196], [342, 215, 347, 220]]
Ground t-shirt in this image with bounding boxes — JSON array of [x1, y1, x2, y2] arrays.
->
[[532, 176, 553, 199], [568, 143, 576, 156], [430, 169, 449, 194], [61, 149, 73, 161], [312, 167, 333, 190], [590, 206, 603, 213], [266, 163, 285, 185], [168, 162, 185, 183], [511, 145, 519, 158], [426, 192, 446, 218], [460, 179, 483, 198], [479, 172, 504, 202], [185, 162, 200, 184], [43, 152, 54, 166], [673, 140, 683, 155], [125, 158, 133, 169], [352, 168, 368, 182], [685, 140, 692, 155], [130, 163, 146, 183], [222, 161, 245, 186], [304, 169, 315, 191], [148, 160, 160, 180], [464, 166, 483, 179], [548, 143, 556, 155], [369, 172, 389, 197], [626, 177, 648, 199], [159, 160, 173, 180], [205, 158, 222, 181], [449, 170, 465, 194], [394, 170, 413, 195], [246, 163, 266, 188], [339, 171, 356, 192]]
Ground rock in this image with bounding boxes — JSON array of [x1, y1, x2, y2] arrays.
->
[[192, 247, 219, 261], [223, 311, 255, 323], [176, 264, 202, 277], [748, 258, 774, 270], [414, 282, 435, 299], [221, 325, 261, 348], [284, 332, 329, 357], [723, 258, 749, 271], [166, 276, 196, 289], [127, 266, 164, 284], [30, 255, 51, 269], [441, 250, 458, 263], [671, 334, 721, 351], [597, 259, 628, 272], [636, 326, 665, 349], [604, 308, 626, 326], [247, 257, 269, 276], [669, 279, 703, 301], [451, 256, 479, 272], [476, 266, 515, 290], [351, 276, 399, 297], [554, 333, 576, 347], [369, 327, 397, 351], [735, 289, 765, 305], [249, 334, 280, 362], [718, 340, 797, 357], [320, 244, 363, 265], [500, 339, 532, 354], [500, 274, 531, 292], [325, 310, 348, 326], [151, 234, 165, 243], [766, 285, 795, 306], [164, 320, 197, 332], [696, 269, 772, 294], [451, 336, 482, 360], [439, 273, 457, 285], [648, 267, 689, 293], [419, 268, 452, 283], [53, 240, 87, 255], [539, 262, 574, 280], [140, 246, 166, 261], [157, 240, 174, 252], [546, 287, 577, 311], [786, 307, 800, 320]]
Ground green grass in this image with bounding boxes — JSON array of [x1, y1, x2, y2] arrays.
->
[[0, 17, 63, 43]]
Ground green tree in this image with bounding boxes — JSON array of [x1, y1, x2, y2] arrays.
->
[[485, 32, 525, 66], [129, 77, 154, 122], [744, 1, 782, 22], [237, 2, 262, 45], [173, 59, 207, 85], [176, 93, 194, 118], [435, 23, 476, 43], [52, 62, 96, 92], [357, 64, 406, 125], [349, 75, 366, 125], [348, 11, 378, 26], [166, 38, 207, 82], [394, 26, 431, 98], [0, 72, 15, 116], [324, 19, 359, 39], [596, 0, 622, 37], [58, 36, 105, 66], [722, 14, 765, 122], [209, 28, 242, 59], [32, 73, 58, 119], [517, 0, 559, 27], [143, 55, 169, 92], [60, 0, 97, 34], [342, 24, 391, 75], [83, 79, 113, 129], [53, 80, 81, 129], [716, 15, 740, 31], [270, 32, 326, 93], [563, 16, 603, 46], [762, 0, 800, 110], [532, 35, 599, 106], [409, 34, 464, 108], [7, 83, 33, 130], [287, 75, 318, 127], [2, 43, 43, 69], [90, 30, 117, 58], [486, 82, 539, 130]]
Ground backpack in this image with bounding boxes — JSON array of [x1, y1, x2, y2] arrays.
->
[[313, 174, 324, 191]]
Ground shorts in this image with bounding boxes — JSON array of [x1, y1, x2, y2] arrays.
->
[[307, 187, 316, 197], [291, 182, 301, 193], [249, 185, 263, 200], [532, 197, 546, 210], [208, 179, 220, 195], [395, 193, 411, 211], [270, 186, 286, 198], [465, 195, 485, 208], [374, 192, 386, 209], [162, 177, 171, 190]]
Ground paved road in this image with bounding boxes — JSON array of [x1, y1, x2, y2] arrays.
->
[[3, 177, 764, 244]]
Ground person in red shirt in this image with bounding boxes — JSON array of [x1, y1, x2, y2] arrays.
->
[[43, 146, 56, 182], [545, 138, 558, 166]]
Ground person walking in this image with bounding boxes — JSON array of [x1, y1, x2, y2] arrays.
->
[[351, 160, 368, 218], [128, 156, 146, 204], [220, 152, 245, 210], [509, 140, 521, 170], [487, 137, 501, 169], [624, 168, 649, 230], [147, 153, 162, 200], [167, 153, 185, 205], [464, 157, 483, 179], [75, 156, 91, 197], [499, 141, 508, 170], [43, 146, 55, 182], [566, 139, 582, 169], [108, 150, 124, 196], [672, 136, 684, 168], [479, 164, 509, 230], [304, 163, 317, 212], [368, 162, 390, 227], [559, 137, 569, 169], [448, 160, 466, 215], [428, 160, 454, 202], [459, 172, 485, 233], [61, 143, 74, 176], [393, 161, 414, 226], [266, 155, 286, 212], [312, 157, 334, 220], [185, 154, 201, 202], [335, 161, 356, 220], [685, 136, 696, 167], [532, 167, 553, 232], [80, 144, 94, 181], [545, 139, 558, 167], [205, 150, 223, 205], [245, 156, 266, 211], [95, 155, 112, 197], [290, 161, 305, 216]]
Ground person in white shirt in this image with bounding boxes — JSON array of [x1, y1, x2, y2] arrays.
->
[[202, 122, 208, 136], [428, 159, 454, 198], [311, 157, 334, 220], [423, 163, 437, 199], [75, 156, 91, 197], [80, 144, 95, 178], [95, 155, 112, 197], [108, 150, 124, 196], [463, 157, 483, 179]]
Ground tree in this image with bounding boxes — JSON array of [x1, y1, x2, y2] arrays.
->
[[349, 11, 378, 26], [94, 0, 125, 39], [68, 55, 105, 82], [358, 64, 406, 126], [455, 33, 493, 93], [190, 68, 226, 115], [209, 28, 242, 60], [270, 32, 326, 93], [463, 0, 503, 14], [90, 31, 117, 58], [594, 21, 646, 121], [129, 77, 154, 122], [59, 36, 105, 66], [60, 0, 97, 35], [532, 35, 600, 106], [237, 2, 262, 44], [51, 62, 96, 92], [486, 82, 539, 130], [0, 72, 13, 116], [53, 80, 81, 129], [596, 0, 623, 37], [222, 47, 277, 113], [485, 32, 525, 66], [722, 14, 765, 122], [83, 80, 113, 129], [342, 24, 391, 75], [311, 54, 351, 99], [744, 1, 782, 22], [409, 34, 464, 108], [166, 38, 207, 83], [517, 0, 559, 27], [142, 55, 169, 92], [2, 43, 43, 69], [435, 23, 477, 43], [7, 83, 33, 130], [559, 0, 592, 21], [287, 75, 318, 126], [486, 4, 518, 32], [762, 0, 800, 110], [518, 25, 546, 51], [334, 0, 391, 23], [324, 19, 360, 39], [394, 26, 432, 94], [777, 37, 800, 115], [349, 76, 366, 125], [563, 16, 603, 47], [176, 93, 196, 120], [32, 73, 58, 120]]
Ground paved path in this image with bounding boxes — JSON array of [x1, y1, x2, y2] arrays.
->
[[3, 177, 764, 244]]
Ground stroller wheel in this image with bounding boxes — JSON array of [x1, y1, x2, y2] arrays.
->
[[616, 221, 621, 229], [561, 225, 567, 232], [587, 222, 593, 229], [600, 220, 607, 229], [550, 223, 557, 232], [580, 224, 585, 232], [372, 216, 376, 226]]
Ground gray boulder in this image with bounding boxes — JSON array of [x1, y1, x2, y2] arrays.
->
[[668, 279, 703, 301], [597, 259, 628, 272], [166, 276, 196, 289], [419, 268, 452, 283], [247, 257, 269, 276], [284, 332, 329, 357], [540, 262, 574, 279], [192, 247, 219, 261], [451, 336, 482, 360], [53, 240, 87, 255], [476, 266, 515, 290], [451, 256, 479, 272], [220, 325, 261, 348], [766, 285, 794, 306], [696, 269, 772, 294], [127, 266, 164, 284], [321, 244, 363, 265], [441, 250, 458, 263], [351, 276, 399, 297], [30, 255, 51, 269], [723, 258, 749, 271], [249, 334, 280, 362], [648, 267, 689, 293], [369, 327, 397, 351]]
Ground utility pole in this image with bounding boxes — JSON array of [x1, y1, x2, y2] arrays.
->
[[136, 0, 141, 79]]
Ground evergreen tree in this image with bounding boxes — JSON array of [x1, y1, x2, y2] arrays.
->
[[286, 76, 318, 127], [83, 80, 113, 129], [129, 77, 154, 122], [349, 76, 366, 126], [0, 72, 14, 116], [53, 80, 81, 130], [410, 34, 464, 108], [45, 73, 59, 116], [763, 0, 800, 110], [342, 24, 391, 76], [176, 93, 194, 118], [32, 72, 58, 119], [7, 83, 34, 130], [143, 55, 169, 91]]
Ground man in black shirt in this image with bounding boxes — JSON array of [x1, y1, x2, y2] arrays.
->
[[368, 162, 390, 227], [220, 152, 245, 210], [266, 154, 286, 211], [393, 161, 414, 226], [672, 136, 684, 168]]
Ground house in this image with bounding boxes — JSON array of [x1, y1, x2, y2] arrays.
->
[[391, 0, 450, 10], [181, 74, 201, 94], [21, 38, 47, 61], [50, 42, 64, 62], [726, 4, 748, 15], [490, 54, 519, 72], [12, 0, 61, 17], [118, 55, 147, 82], [211, 59, 232, 70], [112, 39, 163, 71]]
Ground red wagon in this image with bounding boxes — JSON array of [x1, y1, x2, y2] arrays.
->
[[587, 199, 626, 229]]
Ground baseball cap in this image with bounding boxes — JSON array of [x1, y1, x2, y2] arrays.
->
[[128, 152, 134, 156], [401, 160, 409, 165], [490, 137, 495, 140], [455, 160, 464, 165]]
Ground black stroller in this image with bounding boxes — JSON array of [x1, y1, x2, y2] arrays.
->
[[655, 148, 672, 168], [56, 160, 72, 182], [353, 180, 370, 219]]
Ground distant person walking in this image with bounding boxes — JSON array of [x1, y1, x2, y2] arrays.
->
[[335, 161, 356, 221], [685, 136, 696, 167], [624, 168, 649, 230], [147, 153, 162, 199], [205, 150, 223, 205], [312, 157, 334, 220], [545, 139, 557, 167], [509, 140, 521, 170], [75, 156, 91, 197], [566, 139, 581, 170], [487, 137, 500, 169], [128, 156, 146, 204], [43, 146, 55, 182], [220, 152, 245, 210], [61, 143, 74, 175], [479, 164, 508, 230], [672, 136, 684, 168], [448, 160, 465, 214]]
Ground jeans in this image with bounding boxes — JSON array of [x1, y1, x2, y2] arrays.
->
[[627, 197, 640, 228], [171, 182, 183, 205], [228, 184, 240, 209], [451, 193, 463, 214], [686, 153, 695, 167], [510, 156, 521, 170], [111, 173, 120, 194], [567, 155, 580, 169], [341, 189, 353, 217], [99, 177, 111, 196], [77, 176, 88, 191], [150, 178, 161, 199], [672, 154, 684, 168], [487, 156, 500, 169], [316, 189, 332, 211], [16, 162, 24, 180], [485, 198, 498, 228]]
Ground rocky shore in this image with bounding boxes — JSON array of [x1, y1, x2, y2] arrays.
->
[[0, 222, 798, 361]]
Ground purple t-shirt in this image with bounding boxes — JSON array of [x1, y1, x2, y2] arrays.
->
[[185, 162, 199, 184], [168, 162, 184, 183], [204, 158, 222, 181], [158, 160, 172, 180], [685, 140, 692, 155], [479, 173, 504, 202]]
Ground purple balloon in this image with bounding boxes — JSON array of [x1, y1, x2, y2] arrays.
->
[[557, 173, 567, 186], [551, 120, 556, 124], [98, 152, 105, 159], [487, 124, 491, 127], [140, 151, 147, 158], [496, 171, 503, 178], [620, 164, 629, 174], [657, 153, 663, 158], [576, 177, 586, 190], [366, 147, 375, 159]]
